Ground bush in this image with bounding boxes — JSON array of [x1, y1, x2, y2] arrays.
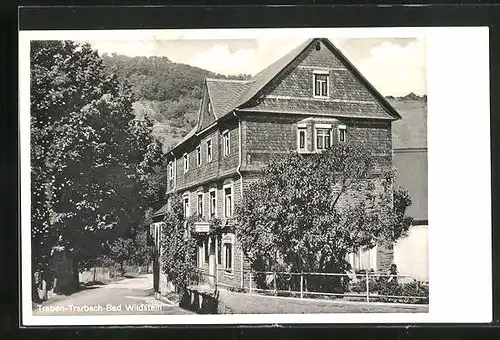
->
[[378, 281, 429, 304], [349, 274, 428, 304]]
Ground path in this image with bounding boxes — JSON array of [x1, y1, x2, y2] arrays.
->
[[33, 274, 194, 316]]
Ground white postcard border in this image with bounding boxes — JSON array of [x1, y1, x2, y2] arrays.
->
[[19, 26, 491, 325]]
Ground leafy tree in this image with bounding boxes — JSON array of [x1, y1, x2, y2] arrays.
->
[[131, 229, 153, 271], [235, 143, 413, 281], [30, 41, 159, 287], [159, 194, 198, 292], [108, 237, 136, 276]]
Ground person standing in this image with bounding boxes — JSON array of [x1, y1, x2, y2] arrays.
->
[[387, 263, 398, 285]]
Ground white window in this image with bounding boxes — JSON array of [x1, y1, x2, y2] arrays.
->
[[297, 127, 307, 151], [183, 195, 190, 218], [209, 188, 217, 218], [223, 242, 233, 272], [183, 153, 189, 173], [313, 71, 329, 98], [223, 184, 233, 218], [197, 192, 204, 218], [338, 125, 347, 143], [196, 145, 202, 166], [168, 161, 173, 180], [315, 128, 332, 150], [223, 130, 230, 156], [206, 139, 212, 162]]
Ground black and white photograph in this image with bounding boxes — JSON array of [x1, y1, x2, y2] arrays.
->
[[19, 26, 491, 325]]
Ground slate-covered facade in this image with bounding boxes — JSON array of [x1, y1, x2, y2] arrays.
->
[[150, 38, 403, 291]]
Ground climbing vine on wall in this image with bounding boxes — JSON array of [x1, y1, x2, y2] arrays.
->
[[159, 194, 197, 291]]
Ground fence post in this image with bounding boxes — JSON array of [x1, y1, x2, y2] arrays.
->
[[249, 270, 252, 294], [300, 273, 303, 299], [365, 270, 370, 303], [273, 271, 277, 296]]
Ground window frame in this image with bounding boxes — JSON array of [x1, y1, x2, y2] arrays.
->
[[183, 153, 189, 173], [209, 188, 217, 218], [168, 161, 173, 180], [222, 235, 235, 274], [338, 124, 347, 143], [223, 183, 233, 218], [297, 126, 307, 151], [182, 194, 190, 218], [314, 124, 333, 151], [206, 139, 212, 163], [312, 70, 330, 98], [196, 145, 202, 167], [222, 130, 230, 156], [197, 192, 204, 218]]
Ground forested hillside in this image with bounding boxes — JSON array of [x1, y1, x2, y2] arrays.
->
[[102, 53, 426, 152], [101, 53, 250, 151]]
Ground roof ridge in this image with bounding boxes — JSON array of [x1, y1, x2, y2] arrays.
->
[[205, 77, 253, 83], [225, 38, 316, 113]]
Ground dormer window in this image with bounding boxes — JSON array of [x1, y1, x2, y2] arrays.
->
[[313, 71, 329, 98], [338, 125, 347, 143], [315, 124, 332, 151]]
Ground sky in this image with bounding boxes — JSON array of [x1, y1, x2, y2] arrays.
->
[[89, 37, 426, 97]]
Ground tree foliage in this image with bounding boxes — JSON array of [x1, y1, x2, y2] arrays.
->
[[30, 41, 160, 274], [159, 195, 198, 291], [235, 143, 413, 276], [100, 53, 251, 151], [108, 237, 136, 276]]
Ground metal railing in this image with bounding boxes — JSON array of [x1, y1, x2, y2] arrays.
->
[[190, 267, 428, 304]]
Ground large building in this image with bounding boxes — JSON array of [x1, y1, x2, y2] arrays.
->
[[150, 38, 407, 291]]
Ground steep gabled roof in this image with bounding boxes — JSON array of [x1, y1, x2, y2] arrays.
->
[[320, 38, 401, 120], [205, 78, 252, 118], [205, 37, 400, 121], [224, 38, 315, 115], [171, 126, 197, 151], [169, 37, 402, 154]]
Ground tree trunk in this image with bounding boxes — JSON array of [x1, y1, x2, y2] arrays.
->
[[153, 247, 160, 292], [72, 259, 79, 292]]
